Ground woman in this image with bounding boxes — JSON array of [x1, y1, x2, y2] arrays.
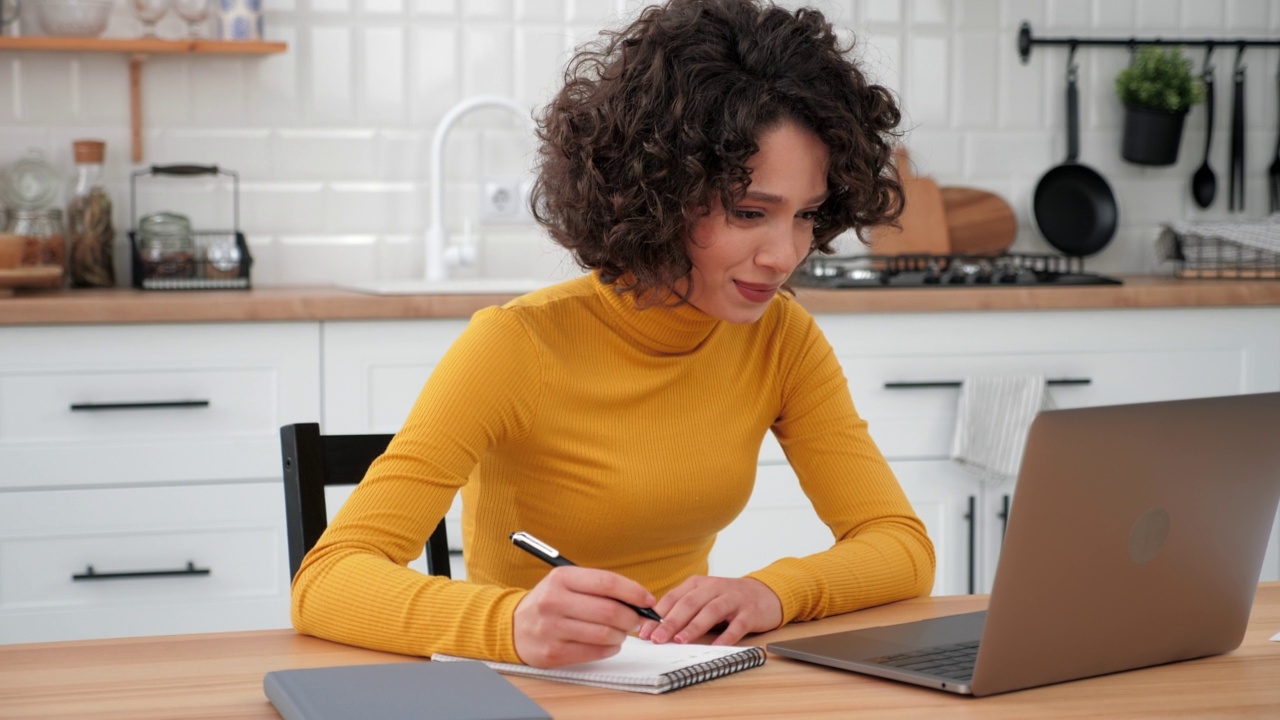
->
[[292, 0, 934, 669]]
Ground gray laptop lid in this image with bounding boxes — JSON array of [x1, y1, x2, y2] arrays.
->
[[768, 392, 1280, 697]]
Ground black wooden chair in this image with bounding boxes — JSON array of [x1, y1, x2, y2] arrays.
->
[[280, 423, 453, 580]]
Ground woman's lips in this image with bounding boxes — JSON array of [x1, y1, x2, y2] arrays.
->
[[735, 280, 779, 303]]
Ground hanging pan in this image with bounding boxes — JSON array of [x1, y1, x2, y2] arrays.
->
[[1033, 45, 1118, 257]]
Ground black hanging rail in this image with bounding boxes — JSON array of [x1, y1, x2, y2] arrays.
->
[[1018, 22, 1280, 64]]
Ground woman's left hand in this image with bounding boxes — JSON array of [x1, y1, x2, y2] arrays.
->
[[636, 576, 782, 646]]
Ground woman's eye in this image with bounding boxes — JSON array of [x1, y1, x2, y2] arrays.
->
[[798, 210, 820, 222], [733, 210, 764, 220]]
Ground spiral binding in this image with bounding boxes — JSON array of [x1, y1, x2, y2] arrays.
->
[[658, 646, 767, 692]]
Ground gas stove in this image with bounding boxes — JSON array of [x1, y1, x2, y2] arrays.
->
[[790, 253, 1122, 289]]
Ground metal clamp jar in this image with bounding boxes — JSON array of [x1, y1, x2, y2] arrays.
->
[[137, 212, 197, 280], [128, 164, 251, 290]]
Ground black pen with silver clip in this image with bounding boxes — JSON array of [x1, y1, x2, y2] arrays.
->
[[510, 531, 663, 623]]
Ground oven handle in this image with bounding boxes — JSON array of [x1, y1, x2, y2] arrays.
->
[[884, 378, 1091, 390]]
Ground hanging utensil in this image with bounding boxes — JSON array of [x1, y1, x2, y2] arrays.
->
[[1269, 52, 1280, 214], [1032, 43, 1118, 257], [1191, 44, 1216, 208], [1229, 44, 1246, 212]]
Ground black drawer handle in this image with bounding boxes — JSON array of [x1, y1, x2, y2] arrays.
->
[[150, 164, 220, 176], [964, 495, 976, 596], [72, 561, 211, 581], [884, 378, 1092, 390], [70, 400, 211, 411]]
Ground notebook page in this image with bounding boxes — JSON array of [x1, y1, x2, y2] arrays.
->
[[432, 636, 764, 691], [533, 637, 749, 682]]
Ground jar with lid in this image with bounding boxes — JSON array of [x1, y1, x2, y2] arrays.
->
[[4, 208, 66, 269], [137, 212, 197, 280], [66, 140, 116, 288], [2, 148, 67, 281], [1, 149, 61, 212]]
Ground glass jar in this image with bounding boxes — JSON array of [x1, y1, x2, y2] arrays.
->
[[4, 208, 67, 270], [67, 140, 116, 288], [1, 149, 61, 212], [203, 233, 242, 280], [137, 212, 197, 280]]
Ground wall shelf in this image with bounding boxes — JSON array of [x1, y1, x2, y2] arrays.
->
[[0, 37, 288, 162]]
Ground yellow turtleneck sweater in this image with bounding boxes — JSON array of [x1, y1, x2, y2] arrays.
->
[[292, 273, 934, 662]]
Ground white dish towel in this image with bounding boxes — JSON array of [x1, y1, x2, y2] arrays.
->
[[950, 375, 1054, 485]]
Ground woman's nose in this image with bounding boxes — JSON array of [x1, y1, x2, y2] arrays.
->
[[757, 225, 807, 272]]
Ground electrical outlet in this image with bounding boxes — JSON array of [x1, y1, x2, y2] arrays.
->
[[480, 177, 528, 224]]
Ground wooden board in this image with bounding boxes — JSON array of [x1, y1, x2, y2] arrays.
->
[[940, 187, 1018, 256], [869, 147, 950, 256], [1175, 268, 1280, 279], [0, 266, 64, 294]]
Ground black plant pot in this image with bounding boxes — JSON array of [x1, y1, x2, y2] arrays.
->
[[1121, 104, 1188, 166]]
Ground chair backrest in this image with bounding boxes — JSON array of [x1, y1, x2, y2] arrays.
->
[[280, 423, 452, 580]]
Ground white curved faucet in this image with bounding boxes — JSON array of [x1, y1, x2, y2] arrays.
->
[[425, 96, 536, 282]]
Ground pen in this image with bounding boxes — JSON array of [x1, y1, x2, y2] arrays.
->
[[510, 531, 663, 623]]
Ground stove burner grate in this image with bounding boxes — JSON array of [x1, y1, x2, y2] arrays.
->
[[792, 253, 1122, 288]]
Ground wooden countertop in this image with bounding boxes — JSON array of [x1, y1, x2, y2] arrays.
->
[[3, 584, 1278, 718], [2, 276, 1280, 325]]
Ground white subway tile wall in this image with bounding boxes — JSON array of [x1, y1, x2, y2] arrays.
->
[[0, 0, 1278, 285]]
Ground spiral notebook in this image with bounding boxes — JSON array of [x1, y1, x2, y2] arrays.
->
[[431, 637, 767, 694]]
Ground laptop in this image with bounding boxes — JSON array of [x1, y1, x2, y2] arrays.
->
[[767, 392, 1280, 697]]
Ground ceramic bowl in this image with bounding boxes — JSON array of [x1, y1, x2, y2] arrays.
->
[[36, 0, 114, 38]]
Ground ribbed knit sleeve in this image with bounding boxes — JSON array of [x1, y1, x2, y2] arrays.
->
[[291, 307, 542, 662], [746, 309, 936, 623]]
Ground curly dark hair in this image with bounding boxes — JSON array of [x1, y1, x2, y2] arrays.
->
[[531, 0, 903, 299]]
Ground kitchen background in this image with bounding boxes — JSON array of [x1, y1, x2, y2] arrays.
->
[[1, 0, 1279, 287]]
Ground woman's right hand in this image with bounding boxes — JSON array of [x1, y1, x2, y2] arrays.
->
[[512, 566, 657, 668]]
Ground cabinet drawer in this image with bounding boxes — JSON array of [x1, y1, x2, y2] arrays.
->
[[758, 308, 1280, 463], [3, 368, 279, 442], [0, 482, 290, 643], [0, 323, 320, 489], [842, 345, 1252, 459]]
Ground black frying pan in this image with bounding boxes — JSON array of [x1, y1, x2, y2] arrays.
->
[[1033, 51, 1118, 257]]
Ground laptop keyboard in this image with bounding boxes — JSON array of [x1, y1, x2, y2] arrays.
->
[[869, 640, 980, 681]]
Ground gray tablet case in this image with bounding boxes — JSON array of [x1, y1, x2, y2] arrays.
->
[[264, 660, 552, 720]]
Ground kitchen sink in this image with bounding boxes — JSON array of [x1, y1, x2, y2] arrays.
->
[[342, 278, 553, 295]]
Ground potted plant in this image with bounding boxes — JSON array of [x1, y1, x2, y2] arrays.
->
[[1114, 46, 1205, 166]]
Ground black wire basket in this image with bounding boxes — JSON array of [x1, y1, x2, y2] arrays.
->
[[1158, 232, 1280, 280], [128, 165, 253, 290]]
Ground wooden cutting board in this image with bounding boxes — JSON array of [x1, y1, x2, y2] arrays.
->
[[870, 147, 950, 255], [0, 266, 63, 295], [940, 187, 1018, 256]]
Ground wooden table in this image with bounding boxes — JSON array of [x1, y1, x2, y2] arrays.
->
[[4, 584, 1278, 719]]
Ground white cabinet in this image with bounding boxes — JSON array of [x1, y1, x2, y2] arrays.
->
[[707, 460, 980, 599], [321, 319, 470, 577], [717, 307, 1280, 595], [321, 319, 468, 435], [0, 483, 290, 644], [0, 322, 320, 643], [4, 304, 1276, 643]]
